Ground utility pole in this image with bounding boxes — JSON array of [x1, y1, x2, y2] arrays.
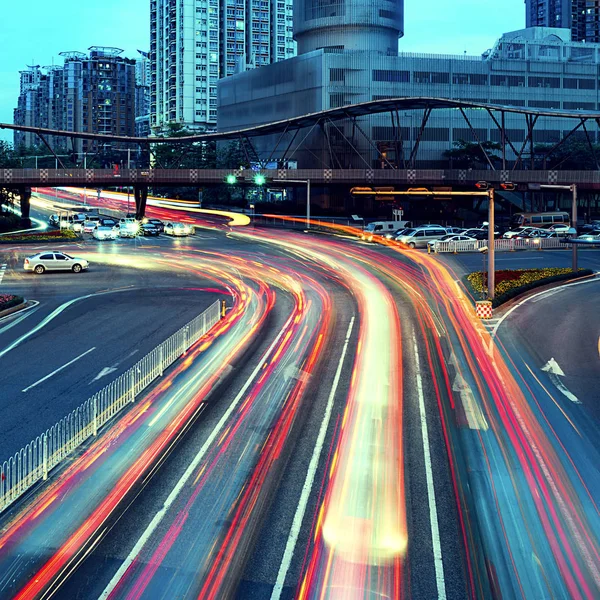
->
[[571, 184, 578, 272], [487, 188, 495, 300]]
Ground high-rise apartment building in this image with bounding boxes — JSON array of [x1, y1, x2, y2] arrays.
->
[[525, 0, 600, 42], [14, 48, 138, 153], [149, 0, 295, 134], [135, 50, 152, 137]]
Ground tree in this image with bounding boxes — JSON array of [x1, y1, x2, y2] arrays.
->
[[0, 141, 20, 168], [533, 138, 600, 170], [443, 139, 502, 169]]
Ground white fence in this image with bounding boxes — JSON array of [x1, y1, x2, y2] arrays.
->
[[433, 237, 568, 253], [0, 300, 221, 514]]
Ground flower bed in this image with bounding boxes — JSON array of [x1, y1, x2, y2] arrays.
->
[[0, 294, 24, 311], [466, 267, 594, 307], [0, 229, 78, 243]]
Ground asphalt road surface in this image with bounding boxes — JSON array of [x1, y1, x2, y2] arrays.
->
[[0, 197, 598, 600]]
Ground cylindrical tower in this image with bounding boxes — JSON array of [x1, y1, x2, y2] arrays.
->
[[294, 0, 403, 55]]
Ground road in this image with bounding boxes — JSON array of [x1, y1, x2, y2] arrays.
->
[[0, 195, 598, 599]]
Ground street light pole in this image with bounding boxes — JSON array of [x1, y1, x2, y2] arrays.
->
[[306, 178, 311, 229], [571, 184, 578, 272], [488, 188, 495, 300]]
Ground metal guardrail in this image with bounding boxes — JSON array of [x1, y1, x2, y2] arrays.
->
[[432, 237, 568, 253], [0, 300, 221, 514]]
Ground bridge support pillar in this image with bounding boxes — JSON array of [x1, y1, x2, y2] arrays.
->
[[18, 186, 32, 227], [134, 185, 148, 219]]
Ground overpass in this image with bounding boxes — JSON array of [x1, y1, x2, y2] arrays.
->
[[2, 167, 600, 221], [4, 96, 600, 219]]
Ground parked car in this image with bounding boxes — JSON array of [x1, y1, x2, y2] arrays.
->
[[82, 220, 99, 234], [141, 223, 160, 236], [93, 226, 118, 241], [60, 214, 86, 230], [578, 233, 600, 242], [444, 227, 465, 234], [99, 218, 118, 228], [396, 227, 448, 248], [385, 228, 408, 240], [502, 226, 539, 239], [24, 251, 89, 274], [142, 218, 165, 232], [164, 222, 192, 236], [119, 222, 139, 238], [427, 234, 477, 252], [427, 233, 477, 250]]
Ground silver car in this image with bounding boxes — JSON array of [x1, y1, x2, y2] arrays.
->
[[24, 252, 89, 274], [164, 222, 192, 236]]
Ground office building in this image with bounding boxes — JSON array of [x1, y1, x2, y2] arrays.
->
[[526, 0, 600, 42], [149, 0, 295, 134], [218, 14, 600, 179]]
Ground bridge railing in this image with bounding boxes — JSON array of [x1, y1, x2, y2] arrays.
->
[[0, 300, 222, 514]]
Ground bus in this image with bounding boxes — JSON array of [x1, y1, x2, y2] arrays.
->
[[510, 211, 570, 229]]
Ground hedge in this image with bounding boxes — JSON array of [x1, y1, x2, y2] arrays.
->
[[465, 267, 594, 307], [0, 294, 24, 311], [0, 229, 78, 244]]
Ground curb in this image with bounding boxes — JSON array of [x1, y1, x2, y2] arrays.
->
[[0, 299, 35, 321], [492, 271, 598, 317]]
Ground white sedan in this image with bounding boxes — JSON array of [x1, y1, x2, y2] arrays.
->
[[428, 234, 477, 252], [164, 222, 193, 236], [93, 226, 118, 240]]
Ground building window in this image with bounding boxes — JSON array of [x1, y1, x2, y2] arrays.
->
[[490, 74, 525, 87], [528, 76, 560, 89], [372, 69, 409, 83]]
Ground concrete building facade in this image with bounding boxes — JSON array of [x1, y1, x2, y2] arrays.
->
[[218, 26, 600, 171], [150, 0, 296, 134], [526, 0, 600, 43]]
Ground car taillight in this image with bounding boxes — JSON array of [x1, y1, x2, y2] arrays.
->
[[24, 259, 29, 265]]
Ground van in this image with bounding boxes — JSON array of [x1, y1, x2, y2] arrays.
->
[[396, 227, 448, 248], [361, 220, 412, 241]]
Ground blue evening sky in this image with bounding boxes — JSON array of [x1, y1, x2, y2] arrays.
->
[[0, 0, 524, 142]]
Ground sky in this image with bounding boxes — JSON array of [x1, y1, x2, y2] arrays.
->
[[0, 0, 524, 143]]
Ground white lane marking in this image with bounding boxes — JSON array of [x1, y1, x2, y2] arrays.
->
[[0, 301, 39, 331], [413, 334, 447, 600], [0, 288, 134, 360], [491, 273, 600, 339], [99, 314, 295, 600], [0, 263, 6, 285], [22, 347, 96, 392], [92, 366, 118, 382], [270, 317, 355, 600]]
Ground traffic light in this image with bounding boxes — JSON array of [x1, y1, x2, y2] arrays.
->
[[500, 182, 516, 191], [475, 181, 489, 190], [225, 174, 237, 185], [350, 187, 374, 195], [253, 173, 266, 186]]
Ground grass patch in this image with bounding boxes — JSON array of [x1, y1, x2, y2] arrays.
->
[[465, 267, 594, 307], [0, 229, 78, 243]]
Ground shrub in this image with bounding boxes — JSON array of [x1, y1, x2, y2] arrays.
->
[[466, 268, 594, 307], [0, 229, 78, 243], [0, 294, 23, 311]]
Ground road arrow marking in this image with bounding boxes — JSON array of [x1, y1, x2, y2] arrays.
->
[[541, 358, 565, 377], [541, 358, 580, 404], [92, 366, 118, 382]]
